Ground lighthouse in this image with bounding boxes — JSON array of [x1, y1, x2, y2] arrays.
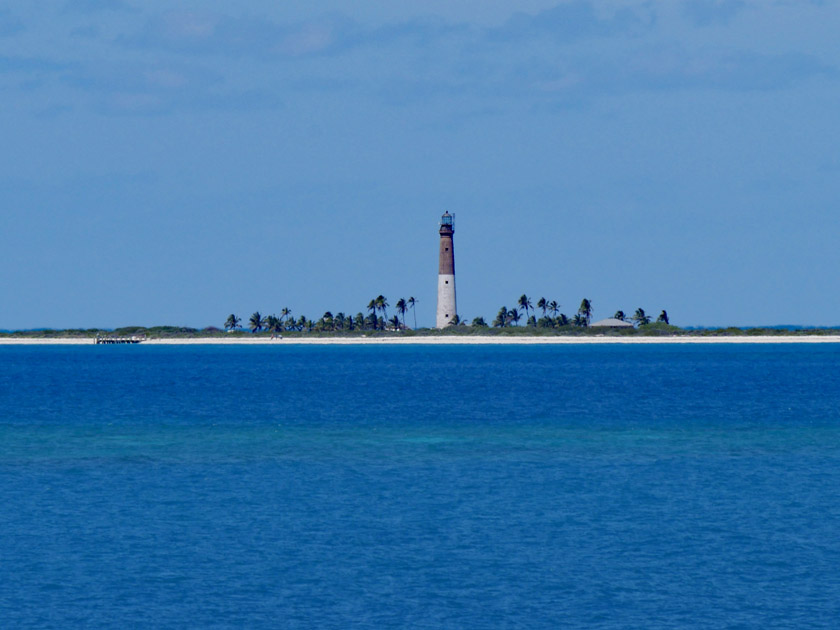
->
[[436, 211, 457, 328]]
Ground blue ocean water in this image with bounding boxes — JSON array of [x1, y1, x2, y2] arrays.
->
[[2, 344, 840, 629]]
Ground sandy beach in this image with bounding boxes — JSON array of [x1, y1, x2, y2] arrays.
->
[[2, 335, 840, 345]]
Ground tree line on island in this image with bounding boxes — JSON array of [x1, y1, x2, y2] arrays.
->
[[484, 296, 668, 328], [225, 296, 418, 333], [224, 295, 669, 333]]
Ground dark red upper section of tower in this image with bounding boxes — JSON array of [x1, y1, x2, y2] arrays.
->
[[439, 211, 455, 274]]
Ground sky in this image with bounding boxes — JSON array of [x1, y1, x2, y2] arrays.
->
[[1, 0, 839, 329]]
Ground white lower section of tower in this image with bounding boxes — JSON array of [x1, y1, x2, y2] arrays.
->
[[436, 274, 457, 328]]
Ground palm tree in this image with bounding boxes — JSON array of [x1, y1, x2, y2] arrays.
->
[[396, 298, 407, 329], [224, 314, 241, 331], [280, 307, 292, 328], [508, 308, 521, 326], [493, 306, 508, 327], [657, 310, 669, 324], [472, 316, 488, 327], [518, 294, 533, 322], [407, 297, 417, 329], [266, 315, 283, 335], [375, 295, 389, 322], [320, 311, 334, 331], [249, 311, 265, 333], [614, 310, 626, 321], [633, 308, 651, 326], [537, 297, 548, 318], [367, 299, 378, 330], [334, 312, 346, 331], [578, 299, 592, 326], [573, 313, 586, 327], [549, 300, 560, 319], [557, 313, 570, 326], [389, 315, 401, 331]]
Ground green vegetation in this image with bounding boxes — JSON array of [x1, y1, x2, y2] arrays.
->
[[4, 324, 840, 339], [578, 299, 593, 326], [633, 308, 651, 326], [4, 295, 839, 339], [224, 314, 241, 330]]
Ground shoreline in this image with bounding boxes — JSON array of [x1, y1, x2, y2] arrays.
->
[[3, 335, 840, 345]]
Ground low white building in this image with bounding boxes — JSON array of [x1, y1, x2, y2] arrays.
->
[[590, 318, 634, 328]]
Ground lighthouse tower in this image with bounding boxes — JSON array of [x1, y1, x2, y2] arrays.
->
[[436, 211, 457, 328]]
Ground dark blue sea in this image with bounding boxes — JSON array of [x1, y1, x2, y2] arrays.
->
[[2, 344, 840, 628]]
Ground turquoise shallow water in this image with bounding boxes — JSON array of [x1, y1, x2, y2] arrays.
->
[[2, 345, 840, 628]]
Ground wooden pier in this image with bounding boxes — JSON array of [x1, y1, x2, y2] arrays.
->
[[94, 335, 146, 345]]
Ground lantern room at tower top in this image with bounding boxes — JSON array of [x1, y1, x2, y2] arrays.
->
[[440, 211, 454, 233]]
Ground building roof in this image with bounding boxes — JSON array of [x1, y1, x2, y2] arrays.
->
[[590, 318, 634, 328]]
